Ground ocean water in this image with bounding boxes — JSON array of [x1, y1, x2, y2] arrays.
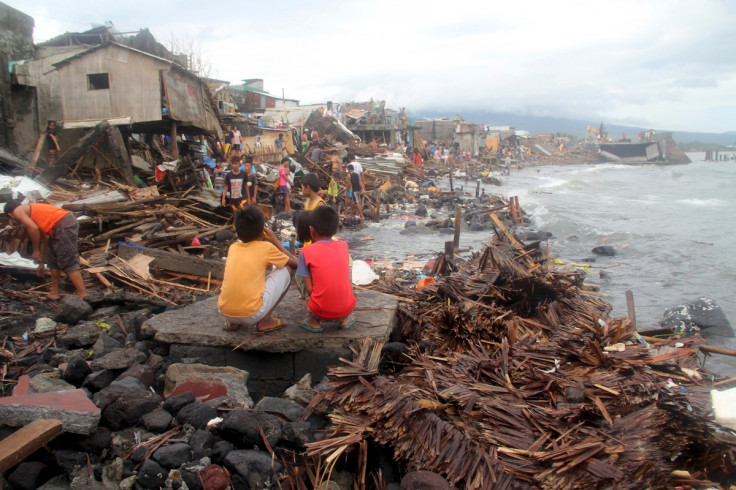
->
[[342, 152, 736, 375]]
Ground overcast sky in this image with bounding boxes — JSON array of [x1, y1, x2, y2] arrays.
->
[[8, 0, 736, 133]]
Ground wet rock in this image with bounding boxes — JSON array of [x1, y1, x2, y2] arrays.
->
[[163, 392, 195, 416], [519, 230, 553, 241], [91, 348, 146, 370], [400, 470, 454, 489], [220, 409, 283, 448], [58, 321, 103, 348], [415, 205, 427, 217], [153, 442, 192, 469], [254, 396, 304, 421], [137, 459, 167, 489], [180, 469, 204, 490], [223, 450, 284, 488], [91, 333, 122, 358], [76, 427, 112, 453], [591, 245, 616, 256], [62, 355, 92, 386], [55, 448, 88, 474], [175, 401, 219, 430], [82, 369, 116, 392], [131, 446, 148, 464], [283, 373, 315, 406], [399, 224, 434, 235], [438, 227, 454, 234], [661, 297, 733, 337], [116, 364, 154, 388], [54, 296, 93, 324], [212, 440, 235, 465], [282, 421, 314, 448], [9, 461, 48, 490], [404, 220, 416, 228], [189, 429, 216, 460], [599, 270, 612, 282], [141, 409, 173, 433], [29, 370, 76, 394], [92, 384, 162, 430], [33, 317, 58, 334]]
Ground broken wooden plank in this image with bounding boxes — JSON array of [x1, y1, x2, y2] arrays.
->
[[0, 419, 63, 474], [38, 120, 110, 185], [116, 244, 226, 279]]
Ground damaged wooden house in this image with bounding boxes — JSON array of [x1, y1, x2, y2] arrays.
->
[[6, 22, 222, 189]]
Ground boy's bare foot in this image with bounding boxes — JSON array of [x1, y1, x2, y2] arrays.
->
[[48, 294, 61, 301], [256, 317, 284, 332]]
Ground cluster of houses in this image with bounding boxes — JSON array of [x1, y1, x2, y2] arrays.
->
[[0, 2, 517, 172]]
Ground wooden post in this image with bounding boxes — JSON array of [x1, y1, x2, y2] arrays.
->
[[453, 205, 462, 249], [475, 180, 480, 198], [445, 240, 454, 256], [449, 168, 454, 191], [625, 290, 636, 327], [0, 419, 63, 473], [170, 120, 179, 160], [375, 193, 381, 223]]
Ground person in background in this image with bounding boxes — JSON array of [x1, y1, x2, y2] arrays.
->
[[279, 157, 294, 212], [301, 130, 309, 153], [328, 171, 340, 213], [218, 206, 297, 332], [224, 125, 233, 157], [301, 173, 326, 211], [255, 135, 262, 151], [275, 133, 286, 152], [212, 158, 226, 192], [296, 206, 355, 333], [346, 164, 365, 223], [4, 199, 86, 300], [414, 148, 423, 166], [222, 157, 247, 214], [46, 121, 61, 165], [347, 154, 365, 207], [231, 126, 242, 154], [310, 142, 325, 163], [243, 157, 258, 205]]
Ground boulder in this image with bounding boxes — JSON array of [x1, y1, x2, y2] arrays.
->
[[33, 317, 58, 335], [9, 462, 48, 490], [281, 421, 314, 448], [62, 355, 92, 386], [212, 440, 235, 465], [58, 321, 104, 348], [92, 384, 163, 430], [661, 297, 733, 337], [136, 459, 168, 489], [165, 363, 252, 407], [591, 245, 616, 256], [82, 369, 117, 392], [253, 396, 304, 422], [54, 296, 93, 324], [220, 409, 282, 449], [175, 402, 219, 430], [29, 371, 77, 394], [223, 450, 284, 489], [116, 364, 155, 388], [91, 333, 123, 358], [189, 429, 217, 460], [76, 427, 112, 453], [91, 348, 147, 370], [152, 442, 193, 469], [163, 392, 195, 416], [141, 409, 173, 433], [283, 373, 315, 406]]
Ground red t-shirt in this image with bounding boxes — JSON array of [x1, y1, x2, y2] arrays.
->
[[299, 240, 355, 319]]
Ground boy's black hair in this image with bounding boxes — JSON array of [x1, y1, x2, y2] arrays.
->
[[293, 210, 312, 243], [3, 199, 22, 216], [281, 157, 290, 165], [234, 205, 265, 243], [310, 205, 339, 238], [301, 173, 321, 192], [347, 153, 356, 161], [342, 156, 350, 164], [347, 164, 354, 171], [332, 170, 341, 179], [244, 155, 253, 163]]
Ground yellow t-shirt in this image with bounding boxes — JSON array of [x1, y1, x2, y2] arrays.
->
[[217, 240, 289, 317]]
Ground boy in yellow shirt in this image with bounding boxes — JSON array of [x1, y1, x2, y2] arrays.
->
[[217, 206, 297, 332]]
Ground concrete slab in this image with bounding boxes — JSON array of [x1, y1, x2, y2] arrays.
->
[[0, 389, 100, 435], [141, 287, 397, 353]]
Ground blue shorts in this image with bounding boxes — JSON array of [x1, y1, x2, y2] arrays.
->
[[280, 185, 289, 194]]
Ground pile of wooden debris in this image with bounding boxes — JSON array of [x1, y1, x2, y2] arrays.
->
[[301, 216, 736, 489]]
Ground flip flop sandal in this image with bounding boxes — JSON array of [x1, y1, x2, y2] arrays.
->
[[300, 317, 324, 333], [338, 314, 355, 331], [256, 318, 285, 333]]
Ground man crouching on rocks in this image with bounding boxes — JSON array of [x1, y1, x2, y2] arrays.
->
[[4, 199, 86, 300]]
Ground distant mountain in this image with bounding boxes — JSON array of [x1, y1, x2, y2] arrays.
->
[[413, 110, 736, 146]]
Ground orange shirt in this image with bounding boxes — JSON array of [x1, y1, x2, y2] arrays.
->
[[29, 203, 69, 235], [217, 240, 289, 317]]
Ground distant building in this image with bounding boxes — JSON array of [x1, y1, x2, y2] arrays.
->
[[228, 79, 299, 114]]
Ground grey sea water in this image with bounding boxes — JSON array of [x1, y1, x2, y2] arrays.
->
[[343, 152, 736, 375]]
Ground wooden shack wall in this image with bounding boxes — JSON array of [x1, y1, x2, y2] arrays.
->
[[56, 45, 168, 123], [165, 69, 221, 133]]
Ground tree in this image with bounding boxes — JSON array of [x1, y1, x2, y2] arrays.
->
[[164, 34, 217, 79]]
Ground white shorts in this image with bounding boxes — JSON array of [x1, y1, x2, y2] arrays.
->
[[220, 268, 291, 326]]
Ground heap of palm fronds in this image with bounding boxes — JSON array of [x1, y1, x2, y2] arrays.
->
[[301, 216, 735, 489]]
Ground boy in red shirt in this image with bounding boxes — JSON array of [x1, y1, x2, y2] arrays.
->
[[297, 206, 355, 332]]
